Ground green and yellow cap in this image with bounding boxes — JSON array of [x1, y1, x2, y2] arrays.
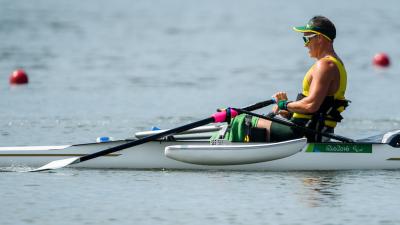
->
[[293, 16, 336, 41]]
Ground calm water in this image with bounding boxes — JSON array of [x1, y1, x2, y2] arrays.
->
[[2, 169, 400, 225], [1, 0, 400, 224]]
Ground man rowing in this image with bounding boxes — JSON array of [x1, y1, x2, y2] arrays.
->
[[225, 16, 349, 142]]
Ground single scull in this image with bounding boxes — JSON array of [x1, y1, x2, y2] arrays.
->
[[1, 125, 399, 171]]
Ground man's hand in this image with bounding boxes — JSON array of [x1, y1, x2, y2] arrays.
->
[[272, 92, 288, 102], [272, 105, 292, 119], [272, 92, 291, 119]]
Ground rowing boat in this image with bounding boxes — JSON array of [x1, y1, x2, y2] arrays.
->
[[1, 125, 400, 171]]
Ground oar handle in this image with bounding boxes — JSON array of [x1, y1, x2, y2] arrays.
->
[[233, 108, 355, 143]]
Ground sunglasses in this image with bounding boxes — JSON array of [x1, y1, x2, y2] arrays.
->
[[302, 34, 318, 45]]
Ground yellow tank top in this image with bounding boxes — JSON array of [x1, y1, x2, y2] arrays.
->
[[292, 55, 347, 128]]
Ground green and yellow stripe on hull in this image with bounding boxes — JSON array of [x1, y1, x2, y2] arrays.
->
[[306, 143, 372, 153]]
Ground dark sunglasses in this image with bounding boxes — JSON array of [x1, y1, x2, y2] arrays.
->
[[302, 34, 317, 45]]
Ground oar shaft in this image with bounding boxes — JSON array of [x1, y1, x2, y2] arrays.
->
[[79, 117, 215, 163], [242, 99, 275, 111], [234, 108, 354, 143], [28, 99, 276, 171], [79, 100, 275, 163]]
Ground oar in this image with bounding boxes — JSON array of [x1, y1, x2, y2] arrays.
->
[[28, 99, 275, 172], [233, 108, 355, 143]]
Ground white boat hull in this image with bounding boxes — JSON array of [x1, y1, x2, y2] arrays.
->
[[1, 125, 400, 171], [1, 138, 400, 171]]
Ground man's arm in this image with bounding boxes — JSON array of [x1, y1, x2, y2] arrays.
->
[[287, 59, 338, 114]]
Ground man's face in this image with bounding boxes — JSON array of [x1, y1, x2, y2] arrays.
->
[[303, 32, 319, 58]]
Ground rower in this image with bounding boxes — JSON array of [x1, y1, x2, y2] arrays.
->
[[225, 15, 350, 143]]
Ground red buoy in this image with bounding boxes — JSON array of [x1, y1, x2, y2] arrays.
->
[[9, 69, 29, 85], [373, 53, 390, 67]]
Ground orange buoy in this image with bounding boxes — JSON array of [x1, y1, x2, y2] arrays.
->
[[9, 69, 29, 85], [373, 53, 390, 67]]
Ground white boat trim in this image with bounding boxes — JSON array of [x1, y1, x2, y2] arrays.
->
[[0, 145, 71, 151], [134, 125, 222, 138]]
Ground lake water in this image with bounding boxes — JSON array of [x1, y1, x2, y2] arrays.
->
[[1, 0, 400, 224]]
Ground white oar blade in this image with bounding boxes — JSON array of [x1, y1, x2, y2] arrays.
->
[[28, 157, 81, 172]]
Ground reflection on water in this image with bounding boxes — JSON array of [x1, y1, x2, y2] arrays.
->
[[297, 172, 342, 208], [1, 169, 400, 225]]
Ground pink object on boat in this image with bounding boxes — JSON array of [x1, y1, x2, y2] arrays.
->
[[212, 109, 238, 123]]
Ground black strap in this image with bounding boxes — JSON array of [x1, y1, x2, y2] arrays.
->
[[244, 115, 252, 142], [226, 107, 232, 124], [295, 93, 349, 141], [296, 93, 350, 123]]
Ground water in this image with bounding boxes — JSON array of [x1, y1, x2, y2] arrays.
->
[[1, 0, 400, 224], [2, 169, 400, 225]]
